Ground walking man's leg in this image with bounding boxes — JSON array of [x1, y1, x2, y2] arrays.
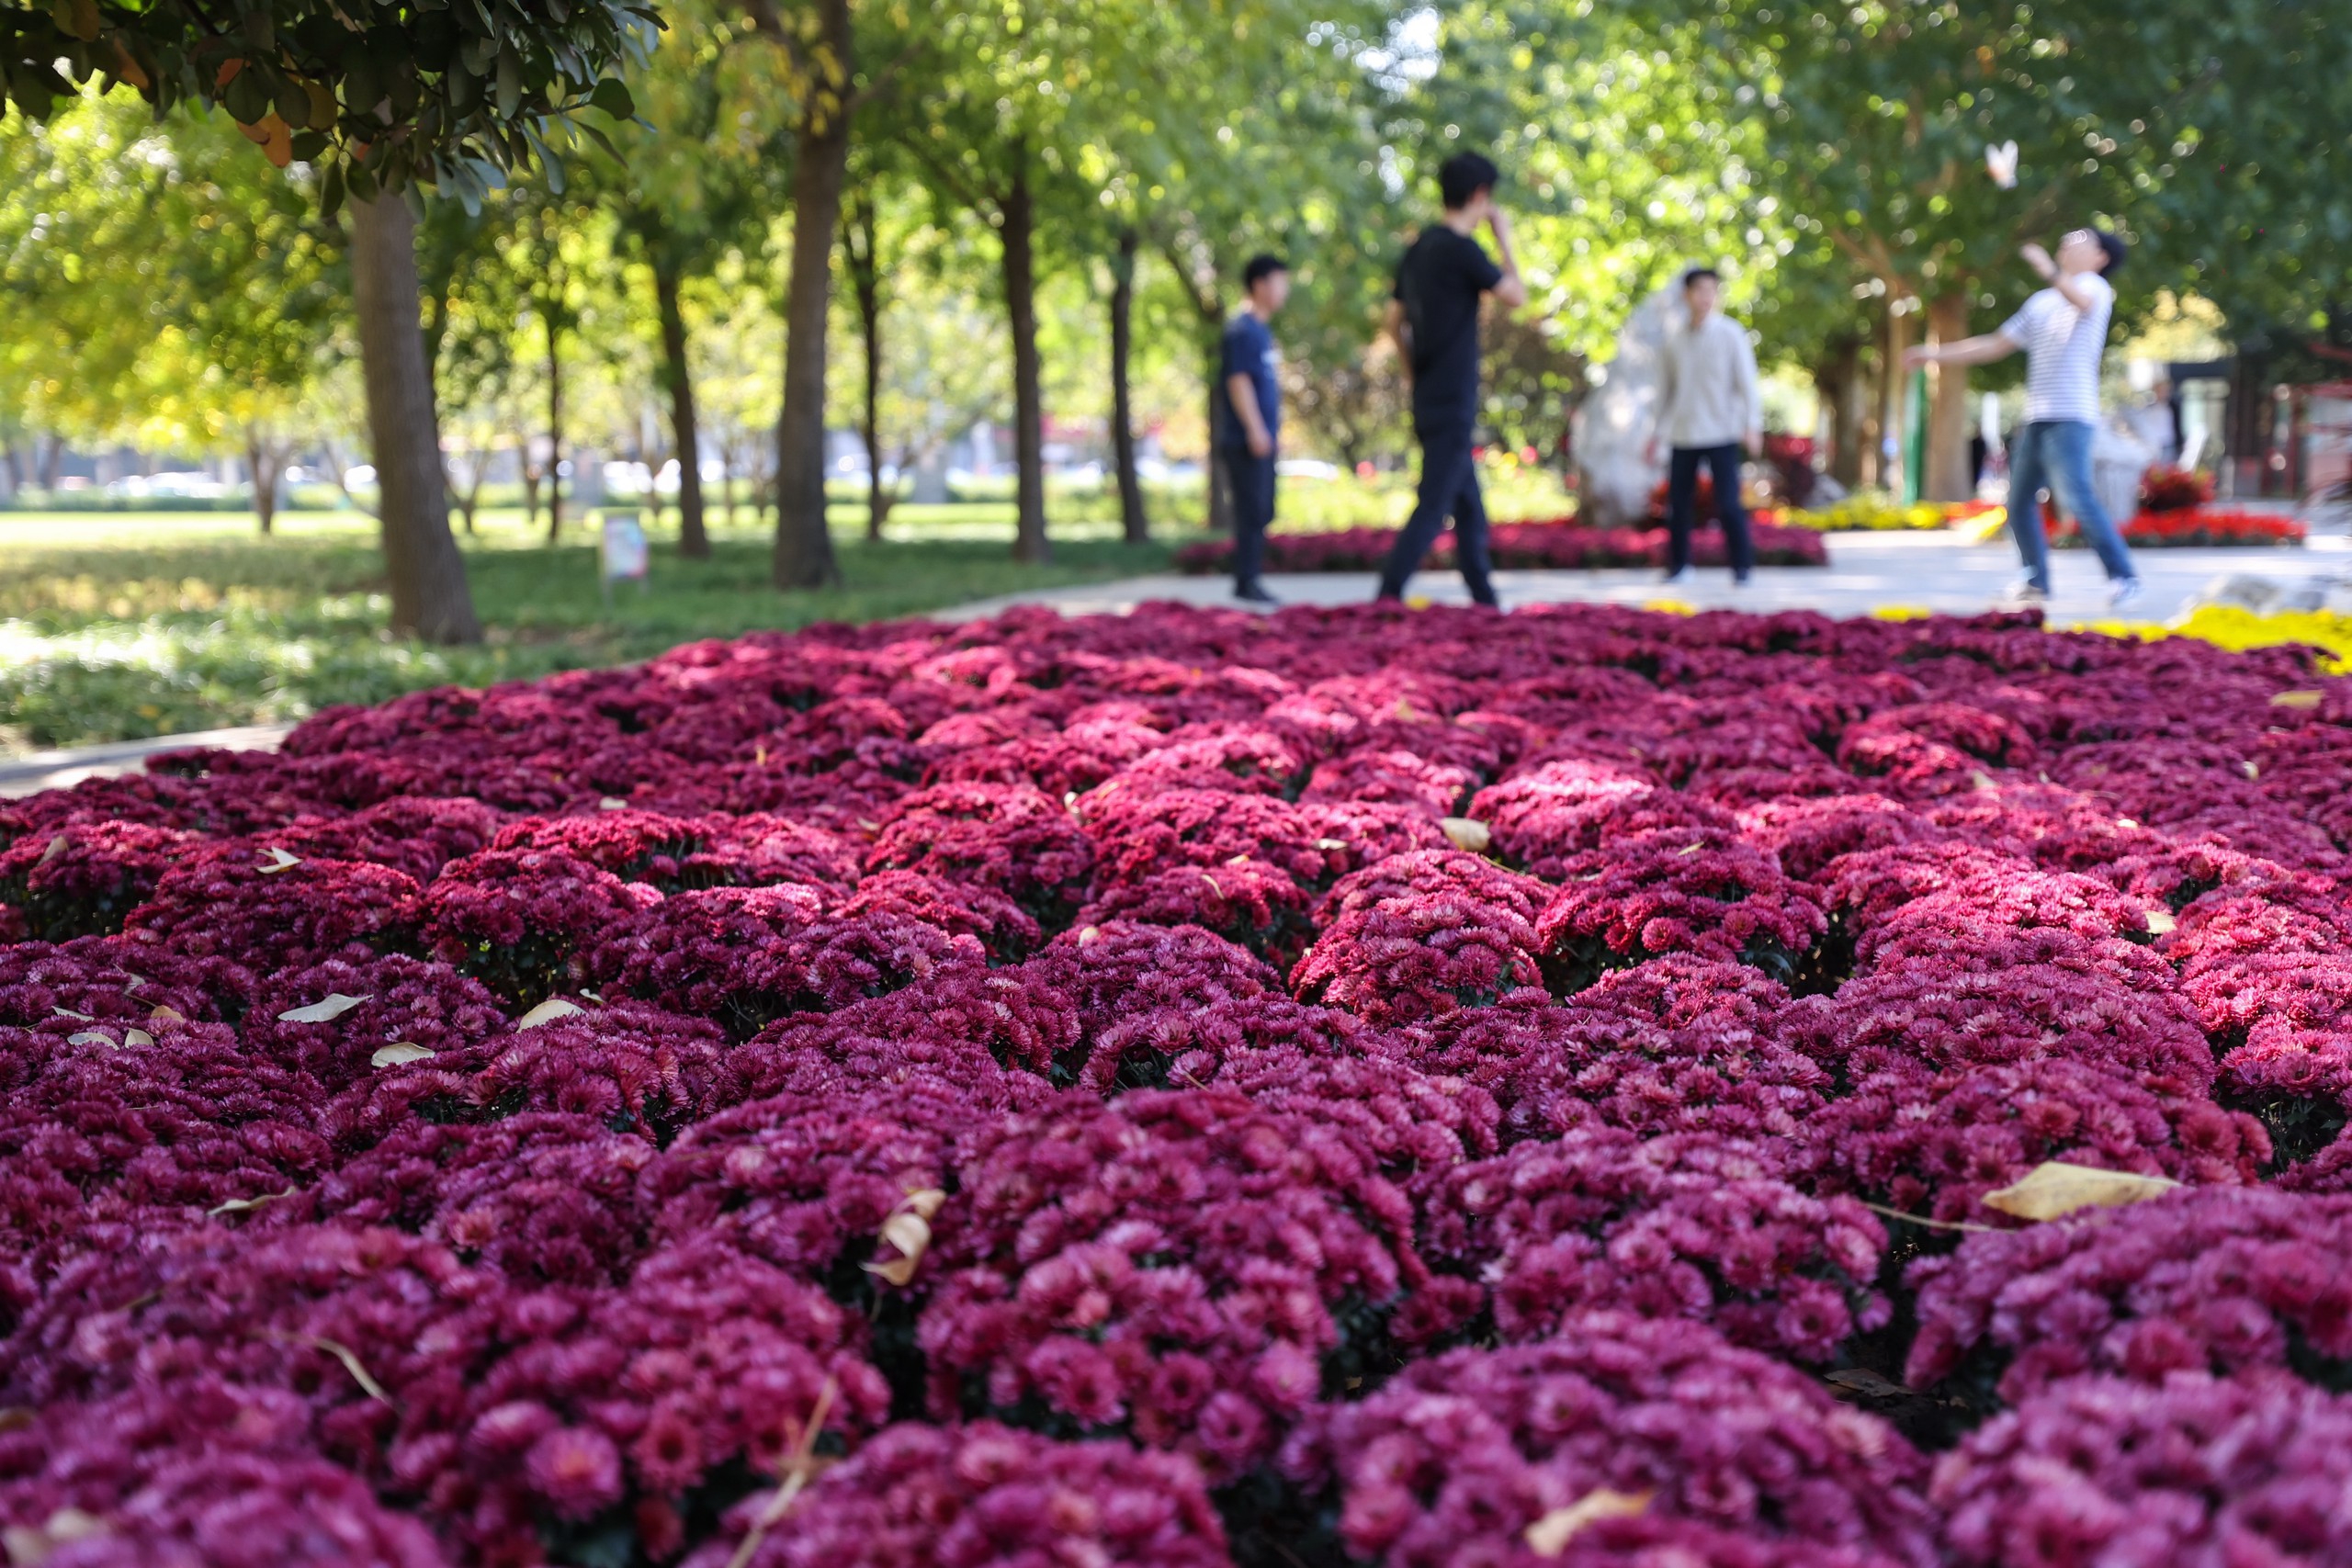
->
[[1665, 446, 1703, 578], [1452, 457, 1498, 607], [1378, 423, 1476, 600], [1708, 443, 1754, 581], [2006, 422, 2054, 596], [2043, 420, 2140, 588], [1226, 448, 1274, 597]]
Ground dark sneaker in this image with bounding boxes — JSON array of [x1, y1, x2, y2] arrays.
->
[[1236, 581, 1281, 607]]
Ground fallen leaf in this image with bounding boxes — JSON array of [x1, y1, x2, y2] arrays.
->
[[257, 845, 303, 874], [1675, 840, 1704, 856], [277, 992, 370, 1024], [1825, 1367, 1910, 1398], [600, 796, 628, 809], [371, 1042, 437, 1069], [51, 1006, 93, 1021], [4, 1506, 107, 1567], [1201, 874, 1224, 898], [2271, 689, 2324, 709], [2144, 908, 2177, 935], [1981, 1160, 2179, 1223], [66, 1031, 116, 1047], [516, 997, 584, 1030], [1225, 852, 1253, 866], [38, 833, 67, 865], [1077, 925, 1102, 944], [1524, 1489, 1654, 1557], [148, 1004, 187, 1025], [2241, 761, 2260, 780], [1314, 838, 1349, 852], [863, 1189, 947, 1288], [1440, 817, 1492, 853], [121, 1028, 153, 1048], [209, 1188, 297, 1217]]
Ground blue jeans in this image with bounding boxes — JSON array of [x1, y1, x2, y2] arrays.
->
[[2008, 420, 2136, 592], [1667, 444, 1755, 578], [1377, 421, 1498, 605]]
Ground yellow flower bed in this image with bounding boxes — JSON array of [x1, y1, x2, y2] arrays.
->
[[1788, 495, 1996, 532], [2083, 605, 2352, 674]]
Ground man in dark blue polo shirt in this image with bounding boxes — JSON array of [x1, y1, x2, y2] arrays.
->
[[1213, 254, 1290, 605], [1377, 152, 1528, 607]]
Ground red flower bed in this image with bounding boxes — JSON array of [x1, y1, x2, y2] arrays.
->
[[1174, 519, 1827, 574], [4, 597, 2352, 1563], [2051, 505, 2307, 547]]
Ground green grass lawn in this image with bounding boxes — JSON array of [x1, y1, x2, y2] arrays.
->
[[0, 506, 1172, 752]]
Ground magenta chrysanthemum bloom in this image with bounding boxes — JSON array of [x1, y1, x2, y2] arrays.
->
[[1932, 1374, 2352, 1568], [0, 818, 198, 941], [865, 783, 1095, 926], [1534, 828, 1826, 991], [1905, 1187, 2352, 1403], [421, 846, 663, 1005], [1280, 1313, 1937, 1567], [684, 1422, 1230, 1568]]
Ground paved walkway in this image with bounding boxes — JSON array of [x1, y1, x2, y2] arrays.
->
[[940, 529, 2352, 626], [0, 723, 296, 799]]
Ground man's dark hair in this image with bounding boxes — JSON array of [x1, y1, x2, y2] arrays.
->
[[1683, 265, 1721, 288], [2090, 229, 2128, 276], [1242, 254, 1288, 289], [1438, 152, 1500, 210]]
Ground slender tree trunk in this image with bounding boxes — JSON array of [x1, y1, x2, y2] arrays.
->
[[1880, 302, 1915, 498], [1924, 291, 1974, 502], [40, 434, 63, 491], [653, 261, 711, 558], [520, 448, 542, 529], [247, 435, 279, 535], [1820, 337, 1866, 491], [843, 193, 891, 541], [347, 194, 481, 644], [999, 144, 1049, 563], [0, 442, 21, 497], [1109, 227, 1148, 544], [1203, 358, 1232, 534], [545, 311, 564, 544], [771, 0, 853, 590]]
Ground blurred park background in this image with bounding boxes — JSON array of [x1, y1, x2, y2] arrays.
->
[[6, 0, 2352, 749]]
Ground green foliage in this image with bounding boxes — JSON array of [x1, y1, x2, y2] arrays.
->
[[1, 0, 654, 205]]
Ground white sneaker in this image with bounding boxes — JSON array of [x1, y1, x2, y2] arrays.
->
[[1996, 580, 2049, 609], [1660, 567, 1695, 586], [2109, 578, 2145, 610]]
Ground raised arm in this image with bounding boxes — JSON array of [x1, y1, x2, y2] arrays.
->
[[1486, 209, 1529, 310], [2023, 243, 2102, 312], [1905, 333, 2020, 369]]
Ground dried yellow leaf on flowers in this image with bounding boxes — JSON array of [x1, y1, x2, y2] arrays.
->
[[1441, 817, 1492, 853], [1981, 1160, 2178, 1223], [2144, 908, 2177, 935], [277, 992, 371, 1024], [2271, 690, 2324, 709], [516, 998, 585, 1030], [863, 1190, 948, 1287], [371, 1042, 437, 1069], [257, 846, 303, 874], [1524, 1489, 1654, 1557]]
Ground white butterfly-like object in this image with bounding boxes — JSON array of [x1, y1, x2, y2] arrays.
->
[[1984, 141, 2020, 189]]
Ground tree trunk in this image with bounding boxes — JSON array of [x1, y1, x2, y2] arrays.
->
[[40, 434, 63, 492], [247, 435, 280, 535], [653, 261, 711, 559], [1109, 227, 1149, 544], [1880, 302, 1915, 499], [545, 310, 564, 544], [1923, 291, 1975, 502], [347, 194, 481, 644], [771, 0, 853, 590], [520, 447, 542, 529], [1814, 336, 1864, 490], [1000, 145, 1049, 563], [843, 193, 891, 541], [1204, 361, 1232, 534]]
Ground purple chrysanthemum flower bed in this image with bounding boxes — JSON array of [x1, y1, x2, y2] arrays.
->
[[4, 599, 2351, 1565]]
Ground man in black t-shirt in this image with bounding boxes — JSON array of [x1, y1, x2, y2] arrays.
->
[[1377, 151, 1528, 606], [1213, 254, 1291, 605]]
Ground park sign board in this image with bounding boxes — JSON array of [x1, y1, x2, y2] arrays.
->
[[2, 0, 655, 211]]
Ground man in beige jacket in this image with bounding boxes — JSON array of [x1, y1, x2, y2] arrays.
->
[[1647, 266, 1763, 585]]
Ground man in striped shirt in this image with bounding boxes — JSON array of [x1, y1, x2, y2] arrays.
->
[[1907, 227, 2142, 609]]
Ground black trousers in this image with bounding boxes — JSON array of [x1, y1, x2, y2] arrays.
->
[[1667, 443, 1755, 578], [1377, 421, 1497, 605], [1221, 446, 1275, 587]]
